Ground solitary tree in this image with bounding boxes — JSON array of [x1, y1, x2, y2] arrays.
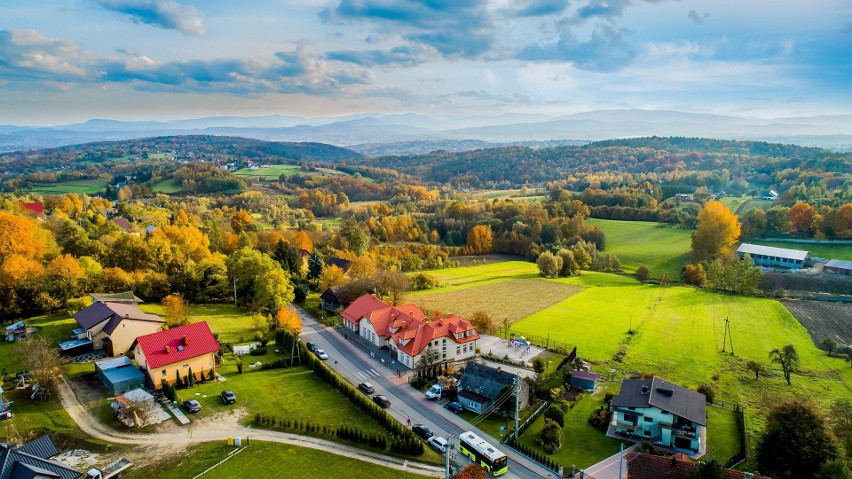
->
[[820, 337, 838, 356], [756, 399, 838, 479], [691, 201, 741, 262], [276, 306, 302, 334], [16, 336, 62, 397], [536, 251, 562, 278], [746, 360, 767, 380], [162, 294, 191, 327], [769, 344, 800, 385], [375, 269, 410, 305], [469, 310, 495, 334]]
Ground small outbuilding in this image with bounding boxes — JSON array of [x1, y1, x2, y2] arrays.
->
[[4, 321, 27, 342], [736, 243, 809, 269], [570, 371, 600, 391], [824, 259, 852, 276], [95, 356, 145, 395]]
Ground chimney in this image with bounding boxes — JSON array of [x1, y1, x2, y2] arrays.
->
[[183, 335, 189, 346], [401, 321, 407, 330], [641, 385, 649, 395], [370, 293, 377, 298], [125, 314, 129, 318], [165, 345, 171, 354]]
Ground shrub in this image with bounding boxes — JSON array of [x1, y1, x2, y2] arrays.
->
[[696, 382, 716, 404], [543, 404, 565, 427], [587, 407, 611, 431], [250, 347, 268, 356], [410, 273, 440, 291], [294, 285, 307, 304], [635, 265, 650, 281]]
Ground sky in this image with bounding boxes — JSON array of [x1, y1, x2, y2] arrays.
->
[[1, 0, 851, 125]]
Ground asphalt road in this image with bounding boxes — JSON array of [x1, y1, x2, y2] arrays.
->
[[296, 308, 555, 479]]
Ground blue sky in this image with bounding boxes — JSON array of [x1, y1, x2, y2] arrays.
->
[[1, 0, 850, 124]]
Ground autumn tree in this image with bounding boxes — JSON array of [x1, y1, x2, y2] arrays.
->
[[787, 202, 817, 236], [756, 399, 838, 479], [452, 464, 486, 479], [691, 201, 741, 262], [375, 269, 410, 305], [557, 248, 578, 276], [162, 294, 191, 327], [276, 306, 302, 334], [230, 210, 253, 233], [831, 203, 852, 239], [348, 255, 377, 280], [0, 211, 51, 263], [536, 251, 562, 278], [319, 264, 347, 292], [681, 263, 706, 286], [469, 310, 495, 334], [293, 230, 313, 252], [17, 335, 62, 396], [466, 225, 493, 255], [770, 344, 800, 385]]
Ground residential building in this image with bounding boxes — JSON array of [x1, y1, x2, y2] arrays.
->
[[610, 377, 706, 454], [341, 294, 480, 369], [456, 362, 529, 416], [134, 321, 220, 389], [89, 291, 142, 304], [0, 435, 81, 479], [736, 243, 809, 269], [824, 259, 852, 276], [325, 257, 353, 273], [70, 302, 165, 356]]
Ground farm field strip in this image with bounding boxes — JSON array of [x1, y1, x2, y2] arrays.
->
[[29, 179, 109, 194], [585, 218, 693, 279]]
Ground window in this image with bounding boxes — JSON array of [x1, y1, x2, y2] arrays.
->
[[443, 339, 446, 344], [644, 417, 653, 423], [161, 369, 166, 376], [457, 347, 461, 355], [628, 407, 635, 410]]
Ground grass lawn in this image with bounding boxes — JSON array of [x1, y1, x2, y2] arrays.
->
[[719, 196, 749, 212], [517, 388, 622, 469], [746, 240, 852, 261], [29, 179, 109, 195], [124, 441, 433, 479], [585, 218, 693, 279], [151, 178, 183, 194], [138, 303, 258, 344], [419, 261, 539, 288], [705, 406, 741, 464], [233, 165, 313, 180]]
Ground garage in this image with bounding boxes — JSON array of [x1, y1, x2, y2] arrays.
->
[[95, 356, 146, 395]]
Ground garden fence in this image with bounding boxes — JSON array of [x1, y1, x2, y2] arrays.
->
[[498, 331, 577, 357], [503, 400, 548, 444]]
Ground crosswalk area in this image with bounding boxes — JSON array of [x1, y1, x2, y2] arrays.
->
[[354, 368, 382, 380]]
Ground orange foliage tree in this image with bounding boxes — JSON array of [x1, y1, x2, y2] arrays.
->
[[832, 203, 852, 239], [230, 210, 253, 233], [466, 225, 493, 255], [0, 211, 50, 262], [293, 230, 313, 252], [276, 306, 302, 334], [691, 201, 741, 262], [452, 464, 486, 479], [786, 202, 817, 236]]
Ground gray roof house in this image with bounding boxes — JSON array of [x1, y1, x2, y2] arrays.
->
[[610, 377, 707, 454], [70, 302, 164, 356], [457, 362, 529, 417], [0, 435, 81, 479]]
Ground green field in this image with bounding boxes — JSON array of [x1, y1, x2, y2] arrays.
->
[[746, 240, 852, 261], [585, 218, 693, 279], [29, 179, 109, 195], [414, 262, 852, 468], [719, 196, 748, 212], [470, 187, 548, 200], [125, 441, 432, 479], [152, 178, 183, 194], [139, 303, 257, 344], [233, 165, 311, 180]]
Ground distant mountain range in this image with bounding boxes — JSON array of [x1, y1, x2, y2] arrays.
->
[[3, 109, 852, 153]]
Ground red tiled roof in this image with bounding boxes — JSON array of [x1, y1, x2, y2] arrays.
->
[[111, 217, 132, 231], [136, 322, 219, 369], [21, 202, 44, 215], [626, 453, 765, 479]]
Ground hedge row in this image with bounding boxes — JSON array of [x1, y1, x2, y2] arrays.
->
[[252, 414, 389, 450], [507, 439, 561, 474]]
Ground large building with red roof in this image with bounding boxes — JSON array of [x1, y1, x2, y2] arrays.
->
[[341, 294, 480, 368], [134, 322, 220, 388]]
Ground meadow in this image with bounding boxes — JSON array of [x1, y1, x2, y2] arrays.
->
[[413, 261, 852, 468], [151, 178, 183, 194], [124, 441, 432, 479], [29, 179, 109, 195], [585, 218, 693, 279]]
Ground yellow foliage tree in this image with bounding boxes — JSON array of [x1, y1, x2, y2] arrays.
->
[[230, 210, 253, 233], [162, 294, 191, 327], [293, 230, 313, 252], [276, 306, 302, 334], [348, 255, 377, 280], [691, 201, 741, 262], [466, 225, 493, 255], [319, 264, 347, 292], [0, 211, 51, 263], [0, 254, 45, 285]]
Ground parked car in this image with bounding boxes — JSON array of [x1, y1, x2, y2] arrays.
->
[[306, 342, 318, 352], [220, 390, 236, 405], [445, 401, 464, 413], [358, 382, 375, 394], [425, 384, 443, 400], [427, 436, 448, 453], [412, 424, 434, 439], [183, 399, 201, 413], [372, 394, 391, 408], [315, 349, 329, 360]]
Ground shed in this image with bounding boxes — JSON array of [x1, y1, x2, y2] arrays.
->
[[570, 371, 600, 391], [5, 321, 27, 342], [824, 259, 852, 276], [95, 356, 145, 394], [736, 243, 809, 269]]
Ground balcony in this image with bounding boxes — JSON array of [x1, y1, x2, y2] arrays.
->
[[672, 426, 698, 439]]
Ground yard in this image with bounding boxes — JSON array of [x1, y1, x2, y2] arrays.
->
[[138, 303, 259, 344], [585, 218, 693, 279], [123, 441, 434, 479]]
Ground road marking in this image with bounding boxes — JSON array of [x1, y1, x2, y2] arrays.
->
[[355, 371, 367, 380], [368, 369, 380, 377]]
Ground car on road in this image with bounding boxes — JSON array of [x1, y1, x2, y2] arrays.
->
[[445, 401, 464, 413], [427, 436, 448, 453], [314, 349, 329, 360], [183, 399, 201, 413], [306, 342, 318, 353], [220, 390, 236, 405], [372, 394, 391, 408], [358, 382, 375, 394], [412, 424, 434, 439]]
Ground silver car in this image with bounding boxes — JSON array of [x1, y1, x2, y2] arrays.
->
[[427, 436, 448, 453], [315, 349, 329, 360]]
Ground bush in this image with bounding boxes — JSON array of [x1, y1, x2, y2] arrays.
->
[[635, 265, 650, 281], [696, 382, 716, 404], [543, 404, 565, 427], [294, 285, 307, 304], [410, 273, 440, 291], [588, 407, 611, 431]]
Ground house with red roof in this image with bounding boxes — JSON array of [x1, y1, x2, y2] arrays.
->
[[341, 294, 480, 369], [134, 322, 220, 388], [20, 202, 45, 219]]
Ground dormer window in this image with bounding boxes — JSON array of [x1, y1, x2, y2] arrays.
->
[[466, 330, 473, 337]]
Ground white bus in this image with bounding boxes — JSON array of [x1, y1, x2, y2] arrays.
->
[[458, 431, 509, 476]]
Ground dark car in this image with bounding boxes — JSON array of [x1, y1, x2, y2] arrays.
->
[[183, 399, 202, 413], [306, 342, 319, 353], [220, 390, 236, 405], [445, 401, 464, 413], [358, 382, 375, 394], [412, 424, 434, 440], [372, 394, 391, 408]]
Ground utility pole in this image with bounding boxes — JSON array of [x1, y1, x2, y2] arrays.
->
[[617, 442, 624, 479], [514, 373, 520, 440], [722, 317, 734, 355], [445, 435, 451, 479], [233, 278, 238, 305]]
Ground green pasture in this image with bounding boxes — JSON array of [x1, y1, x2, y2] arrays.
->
[[417, 261, 539, 288], [719, 196, 748, 212], [138, 303, 258, 344], [152, 178, 183, 194], [746, 240, 852, 261], [585, 218, 693, 279], [125, 441, 432, 479], [469, 187, 548, 200], [29, 179, 109, 195], [233, 165, 309, 180]]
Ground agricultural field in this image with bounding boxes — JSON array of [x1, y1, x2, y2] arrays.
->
[[233, 165, 305, 180], [469, 187, 548, 200], [585, 218, 693, 279], [781, 300, 852, 349], [746, 239, 852, 261], [28, 179, 109, 195], [152, 178, 183, 194], [125, 441, 432, 479], [733, 199, 774, 216], [719, 196, 749, 212], [414, 261, 851, 468]]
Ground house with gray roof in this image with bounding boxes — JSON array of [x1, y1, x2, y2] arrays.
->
[[0, 435, 81, 479], [456, 362, 529, 417], [610, 377, 706, 454], [68, 302, 164, 357]]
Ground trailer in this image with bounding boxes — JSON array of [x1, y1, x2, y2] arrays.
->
[[86, 458, 133, 479]]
